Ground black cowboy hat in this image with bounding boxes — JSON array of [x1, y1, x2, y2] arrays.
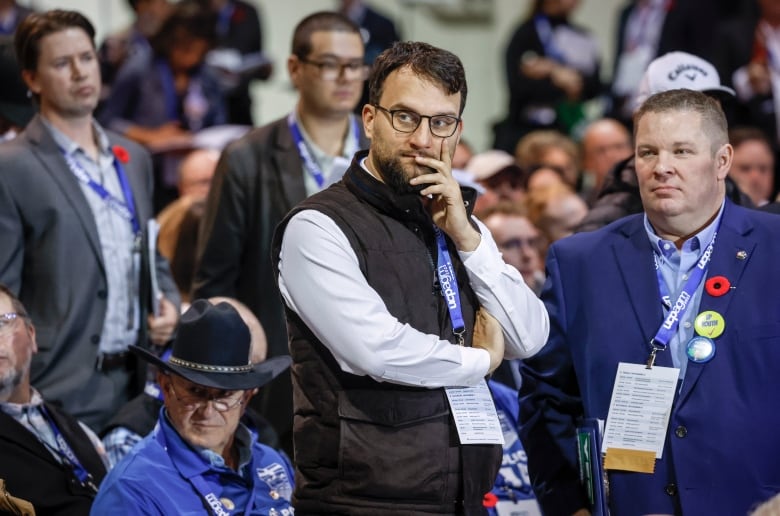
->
[[131, 299, 290, 390]]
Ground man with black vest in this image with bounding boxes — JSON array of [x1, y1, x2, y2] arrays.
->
[[0, 284, 108, 515], [273, 41, 550, 515]]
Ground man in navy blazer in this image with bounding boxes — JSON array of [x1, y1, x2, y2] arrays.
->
[[520, 89, 780, 515], [0, 9, 179, 432]]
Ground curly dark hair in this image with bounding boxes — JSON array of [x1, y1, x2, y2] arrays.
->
[[149, 1, 217, 58], [368, 41, 467, 115]]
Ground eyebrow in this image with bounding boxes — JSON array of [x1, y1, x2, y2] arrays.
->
[[309, 53, 364, 61], [387, 103, 459, 118]]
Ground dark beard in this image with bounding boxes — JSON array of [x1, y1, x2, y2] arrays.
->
[[376, 155, 426, 195]]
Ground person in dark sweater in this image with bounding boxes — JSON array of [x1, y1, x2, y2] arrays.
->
[[0, 284, 108, 516]]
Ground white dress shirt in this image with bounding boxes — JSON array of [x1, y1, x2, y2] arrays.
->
[[277, 178, 549, 389]]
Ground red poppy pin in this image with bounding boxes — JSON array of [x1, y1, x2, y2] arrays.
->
[[231, 6, 246, 23], [482, 492, 498, 508], [705, 276, 730, 297], [112, 145, 130, 164]]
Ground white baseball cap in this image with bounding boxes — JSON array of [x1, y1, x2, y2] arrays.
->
[[635, 51, 735, 110], [465, 150, 517, 181]]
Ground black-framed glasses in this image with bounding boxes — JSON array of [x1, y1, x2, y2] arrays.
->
[[0, 312, 27, 338], [374, 105, 461, 138], [299, 57, 369, 81], [167, 377, 245, 412]]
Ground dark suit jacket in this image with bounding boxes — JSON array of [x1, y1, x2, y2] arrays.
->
[[495, 16, 602, 153], [712, 15, 779, 141], [0, 115, 179, 430], [217, 0, 266, 126], [520, 201, 780, 515], [609, 0, 717, 123], [0, 402, 107, 515], [613, 0, 717, 73], [192, 114, 368, 454]]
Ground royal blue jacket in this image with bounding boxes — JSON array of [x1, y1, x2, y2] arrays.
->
[[91, 410, 294, 515]]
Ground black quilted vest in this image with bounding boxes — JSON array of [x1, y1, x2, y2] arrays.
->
[[272, 151, 501, 515]]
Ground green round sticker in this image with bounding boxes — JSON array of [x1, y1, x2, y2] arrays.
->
[[694, 310, 725, 339]]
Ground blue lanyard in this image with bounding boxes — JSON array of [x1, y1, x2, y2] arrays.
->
[[216, 2, 235, 38], [156, 59, 180, 122], [648, 232, 717, 365], [155, 424, 249, 516], [533, 15, 565, 63], [39, 405, 98, 493], [60, 148, 141, 235], [434, 226, 466, 345], [61, 149, 141, 235], [287, 113, 359, 188]]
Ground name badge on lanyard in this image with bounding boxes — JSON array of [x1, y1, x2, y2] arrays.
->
[[603, 230, 718, 474], [433, 226, 503, 444]]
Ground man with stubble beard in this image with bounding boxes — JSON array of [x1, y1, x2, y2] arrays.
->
[[272, 41, 549, 515]]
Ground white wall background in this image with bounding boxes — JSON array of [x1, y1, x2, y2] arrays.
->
[[20, 0, 625, 152]]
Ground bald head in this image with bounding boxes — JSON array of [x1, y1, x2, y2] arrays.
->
[[178, 148, 220, 201], [207, 296, 267, 363], [581, 118, 632, 186]]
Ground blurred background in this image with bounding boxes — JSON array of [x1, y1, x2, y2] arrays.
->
[[18, 0, 626, 153]]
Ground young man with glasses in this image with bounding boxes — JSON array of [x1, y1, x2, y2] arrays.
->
[[0, 284, 109, 515], [192, 11, 369, 457], [273, 41, 549, 515], [92, 299, 293, 515]]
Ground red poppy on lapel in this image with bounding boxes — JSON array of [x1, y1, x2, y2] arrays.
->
[[112, 145, 130, 164], [232, 5, 246, 23], [705, 276, 730, 297], [482, 492, 498, 508]]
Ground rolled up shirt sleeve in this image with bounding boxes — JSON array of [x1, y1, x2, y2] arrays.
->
[[459, 217, 550, 359]]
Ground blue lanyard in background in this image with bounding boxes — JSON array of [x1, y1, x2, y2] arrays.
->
[[39, 405, 98, 493], [533, 15, 566, 63], [288, 113, 359, 188]]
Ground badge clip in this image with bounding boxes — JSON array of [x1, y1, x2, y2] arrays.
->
[[646, 342, 663, 369]]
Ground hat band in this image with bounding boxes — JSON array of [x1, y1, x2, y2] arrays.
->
[[168, 356, 253, 373]]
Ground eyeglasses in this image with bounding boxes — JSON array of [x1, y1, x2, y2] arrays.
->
[[0, 313, 26, 338], [167, 377, 245, 412], [373, 105, 461, 138], [299, 57, 369, 81]]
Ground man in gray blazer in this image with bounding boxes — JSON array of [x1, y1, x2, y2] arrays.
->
[[0, 9, 179, 432], [192, 11, 369, 455]]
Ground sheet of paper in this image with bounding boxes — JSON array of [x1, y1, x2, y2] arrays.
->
[[602, 363, 679, 461], [445, 379, 504, 445], [494, 499, 542, 516], [147, 219, 161, 317]]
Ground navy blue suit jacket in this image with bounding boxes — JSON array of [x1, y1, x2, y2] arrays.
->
[[520, 200, 780, 515]]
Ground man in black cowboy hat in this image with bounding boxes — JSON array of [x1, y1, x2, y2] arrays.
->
[[91, 299, 293, 516]]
